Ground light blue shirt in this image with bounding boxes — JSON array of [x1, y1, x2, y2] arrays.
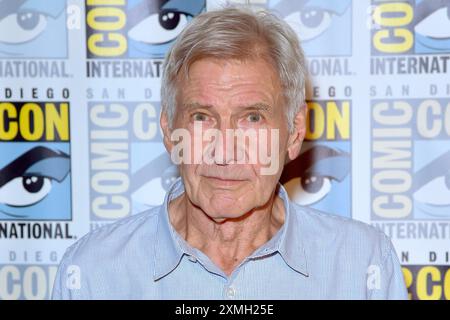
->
[[52, 178, 408, 299]]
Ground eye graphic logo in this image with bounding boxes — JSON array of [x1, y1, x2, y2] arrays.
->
[[371, 98, 450, 220], [371, 0, 450, 55], [127, 0, 206, 58], [89, 101, 173, 221], [268, 0, 352, 56], [131, 144, 178, 213], [86, 0, 205, 59], [0, 101, 71, 220], [414, 0, 450, 54], [0, 144, 71, 220], [413, 144, 450, 219], [0, 0, 67, 58], [280, 100, 352, 217], [280, 143, 351, 218]]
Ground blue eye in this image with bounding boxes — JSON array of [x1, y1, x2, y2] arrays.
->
[[131, 152, 179, 209], [412, 150, 450, 217], [414, 173, 450, 206], [281, 144, 351, 206], [284, 175, 332, 205], [128, 10, 190, 44], [246, 113, 262, 123], [192, 112, 209, 122], [159, 10, 184, 30], [0, 175, 52, 207], [0, 10, 48, 44], [0, 146, 70, 208], [415, 7, 450, 39], [284, 8, 333, 41]]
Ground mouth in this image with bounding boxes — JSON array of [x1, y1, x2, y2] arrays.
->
[[204, 176, 246, 187]]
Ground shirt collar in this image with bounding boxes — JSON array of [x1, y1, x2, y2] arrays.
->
[[276, 184, 309, 277], [152, 177, 309, 281], [152, 178, 187, 281]]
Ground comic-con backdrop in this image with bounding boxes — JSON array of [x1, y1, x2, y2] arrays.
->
[[0, 0, 449, 300]]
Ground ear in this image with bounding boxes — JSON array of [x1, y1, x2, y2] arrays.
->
[[286, 104, 307, 161], [160, 110, 174, 154]]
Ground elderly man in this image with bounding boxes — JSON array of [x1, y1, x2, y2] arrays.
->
[[52, 8, 407, 299]]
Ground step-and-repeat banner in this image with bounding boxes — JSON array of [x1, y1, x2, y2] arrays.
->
[[0, 0, 449, 300]]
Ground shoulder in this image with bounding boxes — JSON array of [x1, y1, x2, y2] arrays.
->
[[61, 206, 161, 268], [291, 202, 393, 265], [52, 207, 162, 299], [289, 202, 407, 299]]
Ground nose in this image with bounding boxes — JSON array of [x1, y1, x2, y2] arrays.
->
[[210, 120, 243, 166]]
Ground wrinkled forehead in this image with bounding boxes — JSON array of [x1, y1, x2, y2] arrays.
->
[[177, 49, 282, 84], [177, 57, 284, 103], [179, 56, 282, 89]]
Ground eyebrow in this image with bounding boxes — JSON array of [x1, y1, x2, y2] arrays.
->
[[414, 0, 450, 25], [127, 0, 168, 29], [182, 102, 213, 110], [21, 0, 66, 18], [0, 146, 69, 187], [241, 103, 273, 113], [280, 145, 350, 183], [182, 102, 274, 114], [412, 150, 450, 193], [0, 1, 25, 19]]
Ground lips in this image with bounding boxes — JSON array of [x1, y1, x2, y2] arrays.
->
[[197, 164, 253, 186], [204, 176, 246, 187], [206, 175, 243, 181]]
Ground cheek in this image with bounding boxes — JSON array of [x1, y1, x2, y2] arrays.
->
[[250, 132, 288, 176], [250, 174, 282, 198], [180, 166, 204, 203], [180, 164, 198, 178]]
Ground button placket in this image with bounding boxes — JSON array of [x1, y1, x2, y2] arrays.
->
[[224, 285, 236, 299]]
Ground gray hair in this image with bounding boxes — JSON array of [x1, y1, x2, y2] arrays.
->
[[160, 7, 307, 132]]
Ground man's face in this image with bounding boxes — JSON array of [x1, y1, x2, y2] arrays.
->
[[163, 57, 303, 221]]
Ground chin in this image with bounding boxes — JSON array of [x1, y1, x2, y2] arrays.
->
[[206, 210, 248, 222], [203, 197, 254, 220]]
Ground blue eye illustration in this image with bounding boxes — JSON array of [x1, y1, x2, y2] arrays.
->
[[414, 173, 450, 206], [281, 144, 350, 207], [0, 146, 70, 219], [284, 7, 333, 42], [0, 175, 52, 207], [284, 173, 332, 205], [127, 0, 205, 58], [267, 0, 352, 56], [414, 1, 450, 53], [413, 149, 450, 218], [131, 151, 179, 209], [128, 10, 191, 44], [0, 10, 48, 44], [415, 6, 450, 39], [0, 0, 67, 58]]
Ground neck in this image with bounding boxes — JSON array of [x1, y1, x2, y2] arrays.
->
[[168, 188, 285, 276]]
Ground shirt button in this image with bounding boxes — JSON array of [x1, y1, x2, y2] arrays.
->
[[188, 255, 197, 263], [225, 286, 236, 299]]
